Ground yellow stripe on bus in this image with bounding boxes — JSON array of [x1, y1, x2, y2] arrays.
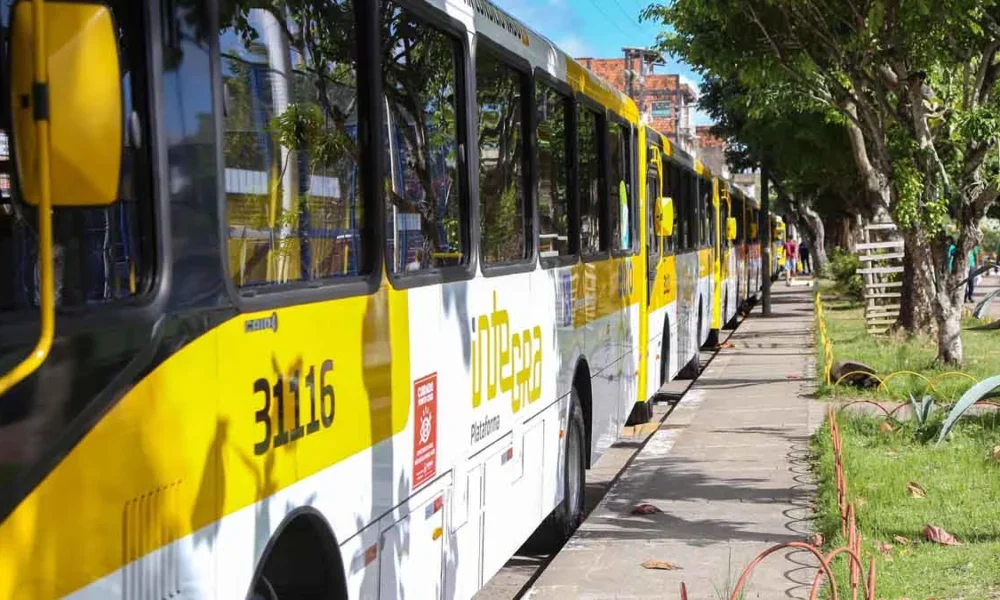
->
[[570, 256, 642, 327], [565, 61, 640, 123], [647, 255, 678, 313], [698, 248, 712, 278], [0, 284, 411, 598]]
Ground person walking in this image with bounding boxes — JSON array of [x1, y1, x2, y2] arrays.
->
[[783, 237, 798, 285], [965, 244, 979, 303], [799, 239, 811, 275]]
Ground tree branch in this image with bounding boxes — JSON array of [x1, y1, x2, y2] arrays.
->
[[907, 76, 951, 194], [972, 185, 1000, 214], [842, 98, 889, 210], [972, 41, 1000, 108]]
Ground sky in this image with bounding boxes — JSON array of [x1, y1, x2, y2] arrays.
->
[[503, 0, 713, 126]]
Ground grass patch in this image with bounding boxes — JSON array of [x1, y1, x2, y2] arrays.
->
[[813, 414, 1000, 599], [816, 279, 1000, 401]]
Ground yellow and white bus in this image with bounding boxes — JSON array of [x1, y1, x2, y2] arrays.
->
[[0, 1, 763, 598]]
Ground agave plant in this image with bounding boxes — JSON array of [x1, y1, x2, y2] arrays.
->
[[937, 375, 1000, 444], [908, 393, 935, 425]]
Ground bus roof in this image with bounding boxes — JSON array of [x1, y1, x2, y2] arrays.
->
[[445, 0, 640, 123]]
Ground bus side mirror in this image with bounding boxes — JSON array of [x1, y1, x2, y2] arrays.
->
[[11, 1, 123, 207], [656, 197, 674, 237], [726, 217, 737, 241]]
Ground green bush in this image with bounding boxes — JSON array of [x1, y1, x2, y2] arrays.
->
[[828, 247, 864, 302]]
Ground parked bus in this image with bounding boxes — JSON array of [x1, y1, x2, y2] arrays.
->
[[726, 183, 763, 313], [0, 1, 760, 598]]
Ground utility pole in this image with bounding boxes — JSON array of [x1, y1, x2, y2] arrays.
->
[[760, 163, 772, 316], [622, 47, 663, 120]]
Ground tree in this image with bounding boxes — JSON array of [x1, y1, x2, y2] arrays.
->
[[699, 74, 871, 274], [644, 0, 1000, 364]]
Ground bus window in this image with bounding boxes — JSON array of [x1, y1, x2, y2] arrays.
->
[[722, 190, 730, 250], [476, 48, 529, 266], [685, 170, 698, 249], [660, 159, 674, 253], [671, 165, 687, 250], [607, 120, 633, 253], [700, 176, 712, 248], [221, 2, 368, 286], [632, 129, 640, 250], [536, 82, 571, 259], [646, 156, 659, 258], [383, 2, 466, 273], [578, 106, 604, 255], [709, 181, 717, 249], [0, 2, 152, 311], [736, 197, 745, 243]]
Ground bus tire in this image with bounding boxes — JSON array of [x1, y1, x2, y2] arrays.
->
[[722, 294, 739, 329], [533, 390, 586, 551], [659, 319, 671, 388]]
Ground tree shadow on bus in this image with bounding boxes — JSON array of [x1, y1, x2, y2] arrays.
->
[[359, 287, 423, 600], [441, 281, 472, 369]]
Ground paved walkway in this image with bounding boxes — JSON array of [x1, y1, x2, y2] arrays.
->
[[970, 272, 1000, 320], [527, 284, 825, 600]]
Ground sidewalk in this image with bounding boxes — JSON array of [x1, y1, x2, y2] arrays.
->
[[527, 284, 825, 599]]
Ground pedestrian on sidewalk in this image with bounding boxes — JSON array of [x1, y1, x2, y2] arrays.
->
[[799, 239, 811, 275], [783, 237, 798, 285]]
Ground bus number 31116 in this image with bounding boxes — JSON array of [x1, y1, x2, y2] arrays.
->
[[253, 360, 335, 455]]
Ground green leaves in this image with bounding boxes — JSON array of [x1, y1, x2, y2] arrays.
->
[[937, 375, 1000, 443], [908, 393, 936, 425], [954, 106, 1000, 144]]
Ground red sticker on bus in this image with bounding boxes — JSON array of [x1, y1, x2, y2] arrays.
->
[[412, 373, 438, 489]]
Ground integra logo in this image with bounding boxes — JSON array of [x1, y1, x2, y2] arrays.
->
[[471, 291, 542, 414], [464, 0, 530, 46]]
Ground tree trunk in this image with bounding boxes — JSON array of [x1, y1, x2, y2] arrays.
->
[[933, 231, 965, 365], [899, 228, 937, 334], [932, 215, 984, 364], [934, 284, 963, 365], [801, 204, 828, 273]]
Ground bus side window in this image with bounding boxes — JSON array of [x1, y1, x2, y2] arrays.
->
[[577, 106, 604, 255], [221, 2, 369, 287], [700, 176, 711, 248], [672, 165, 686, 250], [691, 174, 699, 248], [476, 46, 530, 266], [0, 1, 152, 311], [646, 157, 659, 258], [685, 173, 694, 249], [631, 129, 639, 252], [536, 82, 572, 260], [736, 198, 745, 244], [383, 3, 467, 273], [607, 120, 632, 253]]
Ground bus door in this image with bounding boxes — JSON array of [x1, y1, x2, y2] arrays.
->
[[710, 178, 722, 332], [646, 146, 662, 304]]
